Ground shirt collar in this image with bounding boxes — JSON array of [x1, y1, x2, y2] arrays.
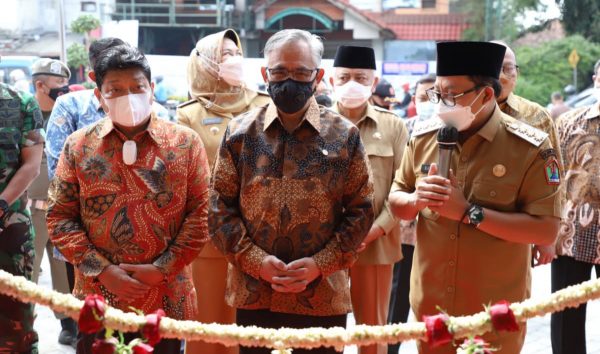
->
[[584, 102, 600, 120], [263, 96, 321, 132], [332, 102, 379, 126], [98, 113, 161, 144], [476, 104, 502, 142], [503, 92, 520, 113]]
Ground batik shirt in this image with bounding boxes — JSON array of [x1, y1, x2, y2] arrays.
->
[[209, 97, 374, 316], [556, 103, 600, 264], [47, 116, 210, 319]]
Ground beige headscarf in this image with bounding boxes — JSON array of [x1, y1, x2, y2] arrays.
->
[[187, 29, 259, 116]]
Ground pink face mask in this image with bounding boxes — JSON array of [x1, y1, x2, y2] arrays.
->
[[103, 92, 152, 127], [435, 89, 486, 131]]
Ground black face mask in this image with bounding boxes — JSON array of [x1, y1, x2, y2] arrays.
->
[[48, 85, 70, 101], [267, 78, 315, 114]]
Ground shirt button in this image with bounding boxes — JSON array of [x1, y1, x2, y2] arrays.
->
[[490, 190, 497, 197], [450, 234, 456, 240], [461, 156, 468, 162], [449, 260, 455, 266], [447, 286, 454, 293]]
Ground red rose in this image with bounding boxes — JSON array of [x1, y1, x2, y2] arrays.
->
[[79, 294, 107, 334], [423, 313, 453, 347], [142, 309, 165, 346], [91, 338, 117, 354], [489, 300, 519, 332], [132, 342, 154, 354]]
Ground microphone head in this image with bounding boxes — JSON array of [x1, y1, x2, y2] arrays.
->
[[437, 125, 459, 144]]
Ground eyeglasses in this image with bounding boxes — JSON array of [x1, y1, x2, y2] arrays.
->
[[266, 67, 319, 82], [426, 85, 481, 107], [502, 64, 520, 76]]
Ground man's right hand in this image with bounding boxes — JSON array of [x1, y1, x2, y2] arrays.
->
[[97, 265, 151, 301], [411, 163, 451, 211], [259, 255, 288, 284]]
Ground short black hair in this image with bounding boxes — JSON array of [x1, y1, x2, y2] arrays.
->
[[468, 75, 502, 98], [551, 91, 563, 101], [415, 73, 436, 88], [89, 37, 126, 67], [93, 44, 151, 89], [594, 59, 600, 76]]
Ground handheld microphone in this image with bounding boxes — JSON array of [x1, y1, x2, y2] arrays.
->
[[437, 125, 459, 178]]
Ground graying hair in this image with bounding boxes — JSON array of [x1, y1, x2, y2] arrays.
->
[[263, 29, 324, 67]]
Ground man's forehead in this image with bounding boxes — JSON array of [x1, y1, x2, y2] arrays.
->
[[334, 67, 373, 76], [104, 69, 148, 82]]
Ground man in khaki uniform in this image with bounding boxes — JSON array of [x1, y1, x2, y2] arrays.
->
[[389, 41, 561, 354], [29, 58, 77, 346], [176, 29, 270, 354], [329, 45, 408, 354], [492, 41, 563, 266]]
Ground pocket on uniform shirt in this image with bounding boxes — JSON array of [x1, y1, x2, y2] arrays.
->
[[470, 181, 518, 210]]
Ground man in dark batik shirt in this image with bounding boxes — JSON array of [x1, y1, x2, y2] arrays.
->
[[209, 29, 374, 354]]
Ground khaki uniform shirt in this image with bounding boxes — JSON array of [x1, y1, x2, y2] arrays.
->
[[392, 106, 561, 353], [332, 103, 408, 265], [177, 93, 271, 257], [27, 111, 51, 202]]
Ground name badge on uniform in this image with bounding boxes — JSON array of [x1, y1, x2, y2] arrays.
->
[[202, 117, 223, 125], [421, 164, 431, 174]]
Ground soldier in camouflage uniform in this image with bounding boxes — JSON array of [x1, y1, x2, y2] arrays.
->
[[0, 81, 45, 353]]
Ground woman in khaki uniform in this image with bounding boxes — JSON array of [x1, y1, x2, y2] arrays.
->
[[177, 29, 270, 354]]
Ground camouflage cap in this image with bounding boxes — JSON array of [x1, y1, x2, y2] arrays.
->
[[32, 58, 71, 79]]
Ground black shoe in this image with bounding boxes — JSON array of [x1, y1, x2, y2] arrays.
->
[[58, 318, 78, 347]]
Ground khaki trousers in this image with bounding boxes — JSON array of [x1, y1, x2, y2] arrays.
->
[[185, 254, 238, 354], [351, 264, 394, 354], [31, 207, 70, 320]]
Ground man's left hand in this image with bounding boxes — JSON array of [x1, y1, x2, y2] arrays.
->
[[532, 244, 556, 266], [119, 264, 165, 286], [362, 225, 385, 247], [271, 257, 321, 293], [429, 170, 469, 222]]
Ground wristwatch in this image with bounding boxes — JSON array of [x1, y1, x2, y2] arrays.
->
[[466, 204, 484, 227]]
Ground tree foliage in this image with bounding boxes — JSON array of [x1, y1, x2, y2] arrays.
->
[[556, 0, 600, 42], [514, 35, 600, 105], [459, 0, 544, 41], [71, 14, 101, 35], [67, 43, 88, 69]]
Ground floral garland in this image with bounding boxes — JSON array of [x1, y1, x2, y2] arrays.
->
[[1, 268, 599, 353]]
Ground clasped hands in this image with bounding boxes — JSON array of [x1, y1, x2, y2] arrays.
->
[[259, 255, 321, 293], [412, 163, 469, 222], [97, 263, 164, 302]]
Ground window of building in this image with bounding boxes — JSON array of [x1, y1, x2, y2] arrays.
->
[[384, 40, 436, 61], [422, 0, 436, 8], [81, 1, 97, 12]]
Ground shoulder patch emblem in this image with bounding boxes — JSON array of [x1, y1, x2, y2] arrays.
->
[[544, 158, 560, 185], [411, 117, 444, 137], [505, 121, 548, 147]]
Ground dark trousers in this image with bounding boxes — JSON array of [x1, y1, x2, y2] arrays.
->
[[551, 255, 600, 354], [236, 309, 347, 354], [77, 331, 182, 354], [387, 244, 414, 354]]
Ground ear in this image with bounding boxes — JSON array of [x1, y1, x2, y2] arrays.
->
[[482, 86, 496, 104], [329, 76, 334, 88], [34, 80, 44, 92], [88, 71, 96, 82], [315, 68, 325, 84], [94, 87, 108, 113], [261, 67, 268, 84], [372, 76, 380, 93], [150, 81, 155, 102]]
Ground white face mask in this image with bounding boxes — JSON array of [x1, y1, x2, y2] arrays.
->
[[415, 101, 435, 122], [103, 92, 152, 128], [435, 89, 486, 131], [334, 80, 373, 109], [200, 54, 245, 87]]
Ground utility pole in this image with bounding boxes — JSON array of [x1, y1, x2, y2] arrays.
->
[[59, 0, 67, 62]]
